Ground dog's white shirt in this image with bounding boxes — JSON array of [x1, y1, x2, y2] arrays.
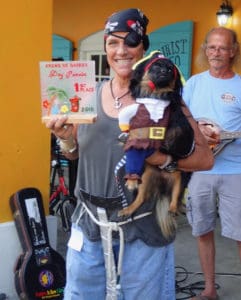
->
[[119, 98, 170, 131], [136, 98, 170, 122]]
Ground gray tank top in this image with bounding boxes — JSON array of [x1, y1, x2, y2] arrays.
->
[[74, 81, 123, 198], [72, 81, 174, 246]]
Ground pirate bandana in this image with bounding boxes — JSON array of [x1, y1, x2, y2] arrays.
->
[[104, 8, 150, 50]]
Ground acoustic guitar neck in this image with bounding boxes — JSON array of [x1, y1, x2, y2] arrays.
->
[[220, 130, 241, 140]]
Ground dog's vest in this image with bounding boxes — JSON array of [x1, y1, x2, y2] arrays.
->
[[124, 103, 171, 150]]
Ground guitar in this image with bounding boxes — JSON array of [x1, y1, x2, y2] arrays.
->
[[197, 118, 241, 156], [10, 187, 66, 300]]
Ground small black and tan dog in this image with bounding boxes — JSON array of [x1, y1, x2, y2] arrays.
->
[[118, 51, 194, 238]]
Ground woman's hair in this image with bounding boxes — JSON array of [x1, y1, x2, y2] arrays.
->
[[195, 27, 241, 70]]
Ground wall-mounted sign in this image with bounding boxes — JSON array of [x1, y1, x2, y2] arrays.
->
[[147, 21, 194, 81]]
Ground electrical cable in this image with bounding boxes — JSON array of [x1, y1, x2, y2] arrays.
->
[[175, 265, 241, 300], [175, 214, 241, 299]]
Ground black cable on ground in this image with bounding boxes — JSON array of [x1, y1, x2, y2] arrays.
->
[[175, 265, 223, 300]]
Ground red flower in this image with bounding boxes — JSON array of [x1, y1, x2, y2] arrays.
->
[[43, 99, 50, 109]]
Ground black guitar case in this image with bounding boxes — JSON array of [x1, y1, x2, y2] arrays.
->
[[10, 187, 66, 300]]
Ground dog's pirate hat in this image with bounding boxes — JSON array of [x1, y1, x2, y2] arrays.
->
[[133, 50, 186, 85]]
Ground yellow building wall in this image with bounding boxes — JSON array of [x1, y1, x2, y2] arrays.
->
[[1, 0, 241, 222], [53, 0, 241, 74], [0, 1, 53, 221]]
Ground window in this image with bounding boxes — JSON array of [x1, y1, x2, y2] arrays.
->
[[78, 30, 112, 81]]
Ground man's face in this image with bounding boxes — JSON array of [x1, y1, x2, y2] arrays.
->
[[205, 31, 235, 71]]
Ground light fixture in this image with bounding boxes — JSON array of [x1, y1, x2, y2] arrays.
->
[[216, 0, 233, 26]]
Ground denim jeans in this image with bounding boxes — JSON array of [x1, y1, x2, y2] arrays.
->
[[64, 225, 175, 300]]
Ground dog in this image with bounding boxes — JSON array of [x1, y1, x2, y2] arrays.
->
[[118, 51, 194, 239]]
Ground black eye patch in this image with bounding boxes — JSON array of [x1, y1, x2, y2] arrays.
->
[[110, 32, 142, 48], [124, 31, 142, 47]]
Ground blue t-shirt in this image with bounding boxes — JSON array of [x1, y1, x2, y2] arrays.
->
[[183, 70, 241, 174]]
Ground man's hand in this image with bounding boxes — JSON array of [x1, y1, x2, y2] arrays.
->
[[198, 121, 220, 147]]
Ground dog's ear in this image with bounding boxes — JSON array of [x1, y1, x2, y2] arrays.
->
[[173, 66, 183, 96], [129, 60, 146, 98], [129, 77, 140, 98]]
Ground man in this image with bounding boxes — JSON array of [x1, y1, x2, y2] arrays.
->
[[183, 27, 241, 300]]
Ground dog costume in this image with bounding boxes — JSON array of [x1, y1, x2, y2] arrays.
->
[[119, 51, 187, 183]]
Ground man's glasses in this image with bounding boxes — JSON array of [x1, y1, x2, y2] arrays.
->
[[206, 45, 232, 54]]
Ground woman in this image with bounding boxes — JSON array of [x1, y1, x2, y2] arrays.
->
[[47, 8, 213, 300]]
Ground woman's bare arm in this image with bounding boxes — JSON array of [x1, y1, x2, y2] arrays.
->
[[46, 116, 79, 160], [146, 103, 214, 172]]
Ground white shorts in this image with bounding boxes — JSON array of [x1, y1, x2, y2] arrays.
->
[[186, 173, 241, 241]]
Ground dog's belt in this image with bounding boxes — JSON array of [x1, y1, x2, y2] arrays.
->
[[80, 189, 123, 209], [129, 127, 166, 140]]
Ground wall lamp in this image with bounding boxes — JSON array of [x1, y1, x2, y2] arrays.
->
[[216, 0, 233, 26]]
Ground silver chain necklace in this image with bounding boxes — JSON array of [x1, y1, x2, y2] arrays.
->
[[110, 78, 130, 109]]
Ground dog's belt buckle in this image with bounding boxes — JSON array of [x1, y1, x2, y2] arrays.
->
[[149, 127, 166, 139]]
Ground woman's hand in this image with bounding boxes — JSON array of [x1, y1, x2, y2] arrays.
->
[[46, 116, 74, 140], [46, 116, 78, 159]]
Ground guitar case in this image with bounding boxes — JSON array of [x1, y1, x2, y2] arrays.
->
[[10, 187, 66, 300]]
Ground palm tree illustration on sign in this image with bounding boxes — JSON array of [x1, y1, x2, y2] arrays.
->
[[46, 87, 69, 115]]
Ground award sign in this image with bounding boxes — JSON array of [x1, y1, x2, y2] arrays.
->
[[39, 61, 97, 124]]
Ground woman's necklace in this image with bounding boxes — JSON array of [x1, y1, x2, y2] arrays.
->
[[110, 78, 130, 109]]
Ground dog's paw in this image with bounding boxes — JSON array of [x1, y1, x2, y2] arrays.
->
[[168, 211, 177, 218], [118, 208, 132, 217], [168, 203, 179, 217], [125, 180, 139, 191]]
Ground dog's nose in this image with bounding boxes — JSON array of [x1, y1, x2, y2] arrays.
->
[[160, 67, 167, 73], [158, 67, 172, 77]]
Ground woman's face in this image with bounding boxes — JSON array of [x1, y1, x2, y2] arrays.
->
[[105, 32, 145, 79]]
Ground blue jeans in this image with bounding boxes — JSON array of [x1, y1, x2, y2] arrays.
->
[[64, 225, 175, 300]]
